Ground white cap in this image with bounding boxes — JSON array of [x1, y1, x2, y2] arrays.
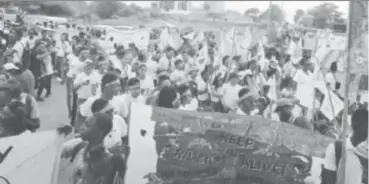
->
[[3, 63, 19, 70]]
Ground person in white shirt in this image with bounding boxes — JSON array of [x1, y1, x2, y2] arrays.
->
[[78, 73, 122, 132], [170, 59, 187, 85], [66, 51, 88, 120], [221, 72, 242, 112], [325, 61, 340, 91], [233, 89, 259, 116], [355, 140, 368, 184], [158, 46, 175, 74], [10, 30, 24, 64], [35, 42, 54, 101], [322, 109, 368, 184], [145, 55, 159, 83], [110, 46, 133, 79], [136, 63, 154, 96], [73, 60, 99, 106], [90, 98, 127, 148], [179, 51, 195, 72], [118, 78, 145, 121], [55, 32, 72, 84], [177, 83, 198, 111], [196, 65, 211, 109]]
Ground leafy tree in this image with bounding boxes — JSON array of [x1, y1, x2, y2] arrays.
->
[[115, 4, 143, 17], [91, 1, 123, 19], [13, 1, 88, 17], [307, 2, 345, 29], [298, 14, 314, 27], [203, 3, 210, 11], [294, 9, 305, 23], [260, 4, 285, 23], [150, 2, 158, 9], [244, 8, 260, 17]]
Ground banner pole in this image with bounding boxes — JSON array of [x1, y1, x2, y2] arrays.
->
[[337, 1, 354, 183]]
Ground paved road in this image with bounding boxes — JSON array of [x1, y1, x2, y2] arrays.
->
[[38, 79, 69, 131], [36, 78, 71, 184]]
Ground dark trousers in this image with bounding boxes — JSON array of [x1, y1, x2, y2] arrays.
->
[[37, 75, 52, 97], [70, 92, 78, 126], [55, 56, 66, 81]]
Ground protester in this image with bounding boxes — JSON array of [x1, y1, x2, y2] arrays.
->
[[61, 113, 125, 184], [6, 79, 40, 132], [322, 109, 368, 184], [35, 42, 53, 101]]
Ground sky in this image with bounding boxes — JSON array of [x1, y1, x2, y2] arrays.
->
[[124, 1, 349, 23]]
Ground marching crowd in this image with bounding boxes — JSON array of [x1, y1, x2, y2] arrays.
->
[[0, 11, 367, 184]]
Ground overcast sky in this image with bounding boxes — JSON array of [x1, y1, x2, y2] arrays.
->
[[124, 1, 349, 23]]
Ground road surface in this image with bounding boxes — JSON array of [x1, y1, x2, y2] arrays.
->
[[38, 79, 69, 131], [36, 79, 71, 184]]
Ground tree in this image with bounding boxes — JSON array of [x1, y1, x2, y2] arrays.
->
[[203, 3, 210, 11], [294, 9, 305, 23], [244, 8, 260, 17], [307, 2, 345, 29], [91, 1, 123, 19], [260, 4, 285, 23], [150, 2, 158, 9]]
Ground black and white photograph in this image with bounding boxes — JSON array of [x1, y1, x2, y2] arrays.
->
[[0, 1, 367, 184]]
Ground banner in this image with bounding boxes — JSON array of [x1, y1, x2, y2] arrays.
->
[[108, 28, 150, 50], [347, 0, 368, 75], [0, 130, 65, 184], [126, 103, 333, 184]]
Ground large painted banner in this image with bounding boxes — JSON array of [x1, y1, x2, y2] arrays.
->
[[0, 130, 65, 184], [126, 103, 333, 184]]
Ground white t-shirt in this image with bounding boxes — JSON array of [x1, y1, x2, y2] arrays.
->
[[117, 94, 146, 118], [180, 99, 198, 111], [73, 71, 101, 99], [66, 55, 84, 78], [196, 76, 209, 101], [324, 137, 362, 184], [79, 95, 125, 118], [43, 55, 54, 76], [12, 41, 24, 63], [145, 59, 159, 79], [56, 41, 71, 57], [139, 75, 155, 94], [110, 55, 133, 78], [294, 69, 315, 109], [221, 83, 242, 110], [21, 36, 36, 50], [158, 55, 173, 71], [170, 69, 187, 84], [103, 115, 127, 148]]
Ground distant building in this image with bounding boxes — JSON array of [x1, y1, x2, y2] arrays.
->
[[153, 1, 192, 14], [153, 1, 226, 14], [202, 1, 225, 13]]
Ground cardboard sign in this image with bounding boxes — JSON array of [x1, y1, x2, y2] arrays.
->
[[126, 103, 333, 184], [0, 130, 65, 184]]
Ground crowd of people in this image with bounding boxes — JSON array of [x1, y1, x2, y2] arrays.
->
[[0, 9, 367, 184]]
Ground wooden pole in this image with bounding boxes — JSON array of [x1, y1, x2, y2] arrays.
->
[[337, 1, 354, 184]]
